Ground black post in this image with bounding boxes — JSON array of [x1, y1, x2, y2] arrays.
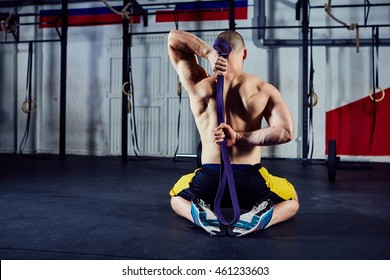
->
[[229, 0, 235, 31], [59, 0, 68, 159], [122, 0, 129, 161], [301, 0, 309, 163]]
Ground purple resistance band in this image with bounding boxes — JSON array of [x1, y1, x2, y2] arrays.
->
[[212, 38, 241, 226]]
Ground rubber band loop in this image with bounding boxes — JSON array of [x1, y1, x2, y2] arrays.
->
[[369, 87, 385, 102], [213, 38, 232, 58], [21, 99, 38, 113], [212, 38, 240, 226]]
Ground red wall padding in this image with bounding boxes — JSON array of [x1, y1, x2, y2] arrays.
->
[[326, 87, 390, 156]]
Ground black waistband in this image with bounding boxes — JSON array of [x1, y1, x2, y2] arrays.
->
[[202, 163, 262, 174]]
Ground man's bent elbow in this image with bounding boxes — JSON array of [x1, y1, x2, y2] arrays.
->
[[168, 29, 184, 48], [281, 128, 294, 144], [167, 29, 179, 47]]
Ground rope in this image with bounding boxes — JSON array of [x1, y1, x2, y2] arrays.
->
[[1, 13, 17, 42], [100, 0, 132, 20], [0, 20, 7, 41], [324, 0, 360, 53]]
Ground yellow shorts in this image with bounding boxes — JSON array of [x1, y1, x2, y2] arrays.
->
[[170, 164, 296, 209]]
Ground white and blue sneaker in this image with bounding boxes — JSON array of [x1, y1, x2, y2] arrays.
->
[[228, 199, 274, 237], [191, 197, 225, 236]]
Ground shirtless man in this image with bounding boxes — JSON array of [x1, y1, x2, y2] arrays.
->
[[168, 29, 299, 237]]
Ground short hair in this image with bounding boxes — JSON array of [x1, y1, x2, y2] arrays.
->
[[216, 30, 245, 51]]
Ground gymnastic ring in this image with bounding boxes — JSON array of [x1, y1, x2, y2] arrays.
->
[[122, 81, 134, 96], [369, 87, 385, 102], [21, 99, 38, 113], [308, 91, 318, 107]]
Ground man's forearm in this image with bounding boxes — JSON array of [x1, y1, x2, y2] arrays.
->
[[168, 29, 212, 59], [236, 126, 293, 146]]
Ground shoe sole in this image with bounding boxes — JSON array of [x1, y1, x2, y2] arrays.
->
[[191, 199, 222, 236], [228, 201, 274, 237]]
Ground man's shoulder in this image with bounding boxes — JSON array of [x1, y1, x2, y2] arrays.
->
[[235, 73, 265, 94], [237, 72, 264, 87], [187, 75, 215, 96]]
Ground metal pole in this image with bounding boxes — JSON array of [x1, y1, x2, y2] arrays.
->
[[301, 0, 309, 163], [122, 0, 129, 161], [229, 0, 235, 31], [59, 0, 68, 159], [262, 38, 390, 47]]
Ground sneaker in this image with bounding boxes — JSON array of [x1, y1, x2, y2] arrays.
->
[[191, 197, 226, 236], [228, 199, 274, 237]]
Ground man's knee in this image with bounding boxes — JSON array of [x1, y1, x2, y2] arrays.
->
[[290, 198, 299, 217], [170, 196, 180, 213], [290, 190, 300, 215], [170, 196, 193, 221]]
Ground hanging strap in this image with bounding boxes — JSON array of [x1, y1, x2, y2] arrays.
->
[[212, 38, 240, 226], [173, 11, 182, 161], [127, 38, 142, 159], [173, 80, 182, 160], [308, 27, 316, 161], [369, 26, 379, 146], [20, 41, 36, 154], [127, 10, 142, 159]]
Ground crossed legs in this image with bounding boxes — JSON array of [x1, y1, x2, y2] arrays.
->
[[170, 191, 299, 236]]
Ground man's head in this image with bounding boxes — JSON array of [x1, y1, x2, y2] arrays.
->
[[216, 30, 247, 65], [217, 30, 245, 52]]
